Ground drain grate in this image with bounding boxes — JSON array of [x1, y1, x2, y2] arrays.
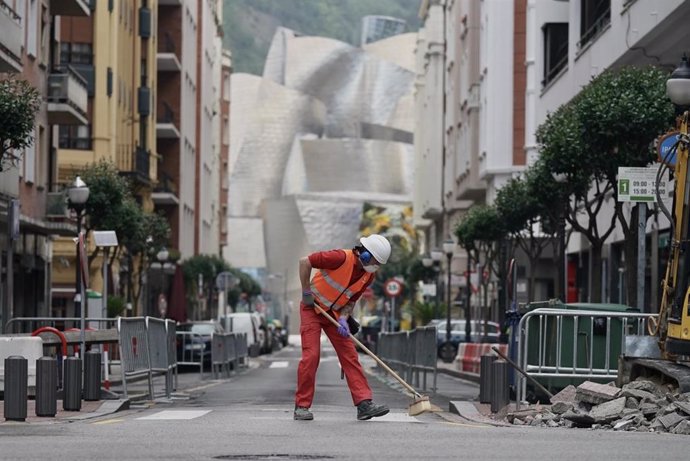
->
[[214, 455, 335, 460]]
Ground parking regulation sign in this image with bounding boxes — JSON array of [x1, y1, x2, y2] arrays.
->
[[384, 278, 402, 298], [617, 166, 667, 203]]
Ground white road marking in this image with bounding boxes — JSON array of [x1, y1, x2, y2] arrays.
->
[[269, 361, 289, 368], [368, 412, 422, 423], [136, 410, 211, 420]]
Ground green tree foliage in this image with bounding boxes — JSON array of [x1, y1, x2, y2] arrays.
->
[[181, 255, 261, 313], [0, 76, 41, 171], [536, 66, 674, 303], [223, 0, 421, 75]]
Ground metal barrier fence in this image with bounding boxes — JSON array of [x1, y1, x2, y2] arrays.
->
[[117, 317, 177, 400], [516, 308, 657, 409], [211, 333, 246, 378], [378, 327, 437, 392], [175, 331, 209, 378]]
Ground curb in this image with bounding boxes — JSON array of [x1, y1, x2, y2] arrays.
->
[[448, 400, 512, 427], [436, 366, 481, 384]]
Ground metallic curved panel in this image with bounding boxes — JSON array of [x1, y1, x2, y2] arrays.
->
[[226, 27, 416, 281]]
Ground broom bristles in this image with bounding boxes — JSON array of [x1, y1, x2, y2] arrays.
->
[[408, 395, 432, 416]]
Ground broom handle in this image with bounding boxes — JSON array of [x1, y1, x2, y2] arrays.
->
[[314, 304, 421, 397]]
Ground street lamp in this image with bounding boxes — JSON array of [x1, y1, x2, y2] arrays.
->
[[67, 176, 89, 321], [552, 172, 568, 302], [439, 239, 455, 363], [422, 250, 443, 319]]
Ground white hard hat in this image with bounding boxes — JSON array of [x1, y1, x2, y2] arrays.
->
[[360, 234, 391, 264]]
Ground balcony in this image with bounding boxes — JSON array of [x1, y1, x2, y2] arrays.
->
[[157, 32, 181, 72], [156, 101, 180, 139], [0, 1, 22, 73], [152, 172, 179, 206], [117, 146, 152, 185], [50, 0, 90, 16], [159, 0, 182, 5], [47, 67, 88, 125]]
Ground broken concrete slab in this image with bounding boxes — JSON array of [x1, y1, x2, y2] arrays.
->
[[589, 397, 627, 424], [657, 412, 685, 430], [551, 401, 573, 415], [550, 384, 577, 404], [675, 401, 690, 416], [672, 420, 690, 435], [562, 409, 595, 427], [614, 419, 634, 431], [577, 381, 621, 405], [623, 380, 664, 396], [621, 388, 657, 402]]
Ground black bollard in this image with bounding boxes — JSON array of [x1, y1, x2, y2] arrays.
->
[[63, 356, 82, 411], [490, 360, 510, 413], [84, 350, 101, 401], [479, 355, 497, 404], [4, 356, 28, 421], [36, 357, 58, 417]]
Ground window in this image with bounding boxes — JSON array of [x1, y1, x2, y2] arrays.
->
[[60, 43, 93, 65], [26, 0, 38, 57], [58, 125, 92, 150], [542, 23, 568, 87], [578, 0, 610, 49]]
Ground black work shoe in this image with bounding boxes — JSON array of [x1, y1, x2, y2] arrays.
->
[[294, 406, 314, 421], [357, 400, 389, 420]]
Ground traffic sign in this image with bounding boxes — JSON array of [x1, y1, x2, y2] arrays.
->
[[657, 131, 680, 166], [384, 278, 402, 298], [617, 166, 667, 203]]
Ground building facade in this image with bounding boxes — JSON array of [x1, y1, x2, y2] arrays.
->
[[0, 0, 90, 332]]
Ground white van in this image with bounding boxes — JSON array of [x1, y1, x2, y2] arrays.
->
[[224, 313, 261, 357]]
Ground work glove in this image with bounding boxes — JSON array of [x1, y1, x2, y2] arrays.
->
[[347, 316, 360, 335], [302, 290, 315, 307], [337, 317, 350, 337]]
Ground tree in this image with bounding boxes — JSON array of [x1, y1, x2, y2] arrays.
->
[[0, 76, 41, 171], [454, 205, 506, 324], [494, 174, 551, 301], [536, 66, 674, 303]]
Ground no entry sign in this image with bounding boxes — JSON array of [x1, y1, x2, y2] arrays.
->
[[384, 278, 402, 298]]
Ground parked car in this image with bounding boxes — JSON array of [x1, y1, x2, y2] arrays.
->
[[271, 319, 289, 348], [176, 320, 225, 365], [224, 312, 261, 357], [430, 319, 501, 357]]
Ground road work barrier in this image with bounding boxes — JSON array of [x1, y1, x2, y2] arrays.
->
[[117, 317, 178, 400], [455, 343, 508, 375], [378, 326, 437, 392], [516, 308, 657, 409], [211, 332, 247, 378]]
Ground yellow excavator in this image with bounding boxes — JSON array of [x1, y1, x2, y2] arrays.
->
[[626, 55, 690, 389]]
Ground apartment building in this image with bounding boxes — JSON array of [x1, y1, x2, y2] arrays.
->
[[528, 0, 690, 305], [194, 0, 222, 256], [415, 0, 528, 317], [220, 49, 231, 253], [0, 0, 90, 332]]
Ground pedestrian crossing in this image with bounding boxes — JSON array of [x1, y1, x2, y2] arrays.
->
[[136, 410, 211, 420]]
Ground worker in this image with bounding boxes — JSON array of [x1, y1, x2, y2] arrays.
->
[[294, 234, 392, 421]]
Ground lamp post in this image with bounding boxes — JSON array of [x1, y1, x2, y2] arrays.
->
[[68, 176, 89, 321], [439, 239, 455, 363], [422, 250, 443, 320], [552, 172, 568, 302], [156, 247, 169, 317]]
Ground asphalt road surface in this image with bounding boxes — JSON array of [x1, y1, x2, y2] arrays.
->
[[1, 336, 689, 460]]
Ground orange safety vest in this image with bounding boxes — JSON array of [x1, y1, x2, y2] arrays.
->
[[310, 250, 373, 317]]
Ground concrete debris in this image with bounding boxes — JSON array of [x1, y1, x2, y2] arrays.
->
[[504, 379, 690, 436], [550, 385, 577, 404], [576, 381, 621, 405]]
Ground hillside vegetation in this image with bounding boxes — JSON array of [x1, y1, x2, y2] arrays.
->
[[223, 0, 421, 75]]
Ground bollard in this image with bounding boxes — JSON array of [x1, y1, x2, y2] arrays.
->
[[4, 356, 28, 421], [490, 360, 509, 413], [63, 356, 82, 411], [36, 357, 58, 417], [479, 355, 497, 404], [84, 350, 101, 401]]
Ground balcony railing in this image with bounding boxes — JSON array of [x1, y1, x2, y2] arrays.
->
[[0, 1, 22, 72], [577, 4, 610, 50], [152, 171, 179, 206], [156, 101, 180, 138], [47, 66, 88, 125]]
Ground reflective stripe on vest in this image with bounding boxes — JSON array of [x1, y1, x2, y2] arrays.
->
[[310, 250, 371, 311]]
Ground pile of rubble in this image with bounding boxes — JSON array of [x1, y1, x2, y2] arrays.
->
[[505, 380, 690, 434]]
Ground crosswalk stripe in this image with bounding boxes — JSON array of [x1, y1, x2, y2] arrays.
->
[[269, 361, 289, 368], [136, 410, 211, 420]]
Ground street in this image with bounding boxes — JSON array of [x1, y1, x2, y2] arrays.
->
[[1, 337, 689, 460]]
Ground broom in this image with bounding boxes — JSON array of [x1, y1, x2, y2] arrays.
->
[[314, 304, 432, 416]]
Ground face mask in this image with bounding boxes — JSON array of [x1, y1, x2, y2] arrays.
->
[[363, 264, 379, 273]]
